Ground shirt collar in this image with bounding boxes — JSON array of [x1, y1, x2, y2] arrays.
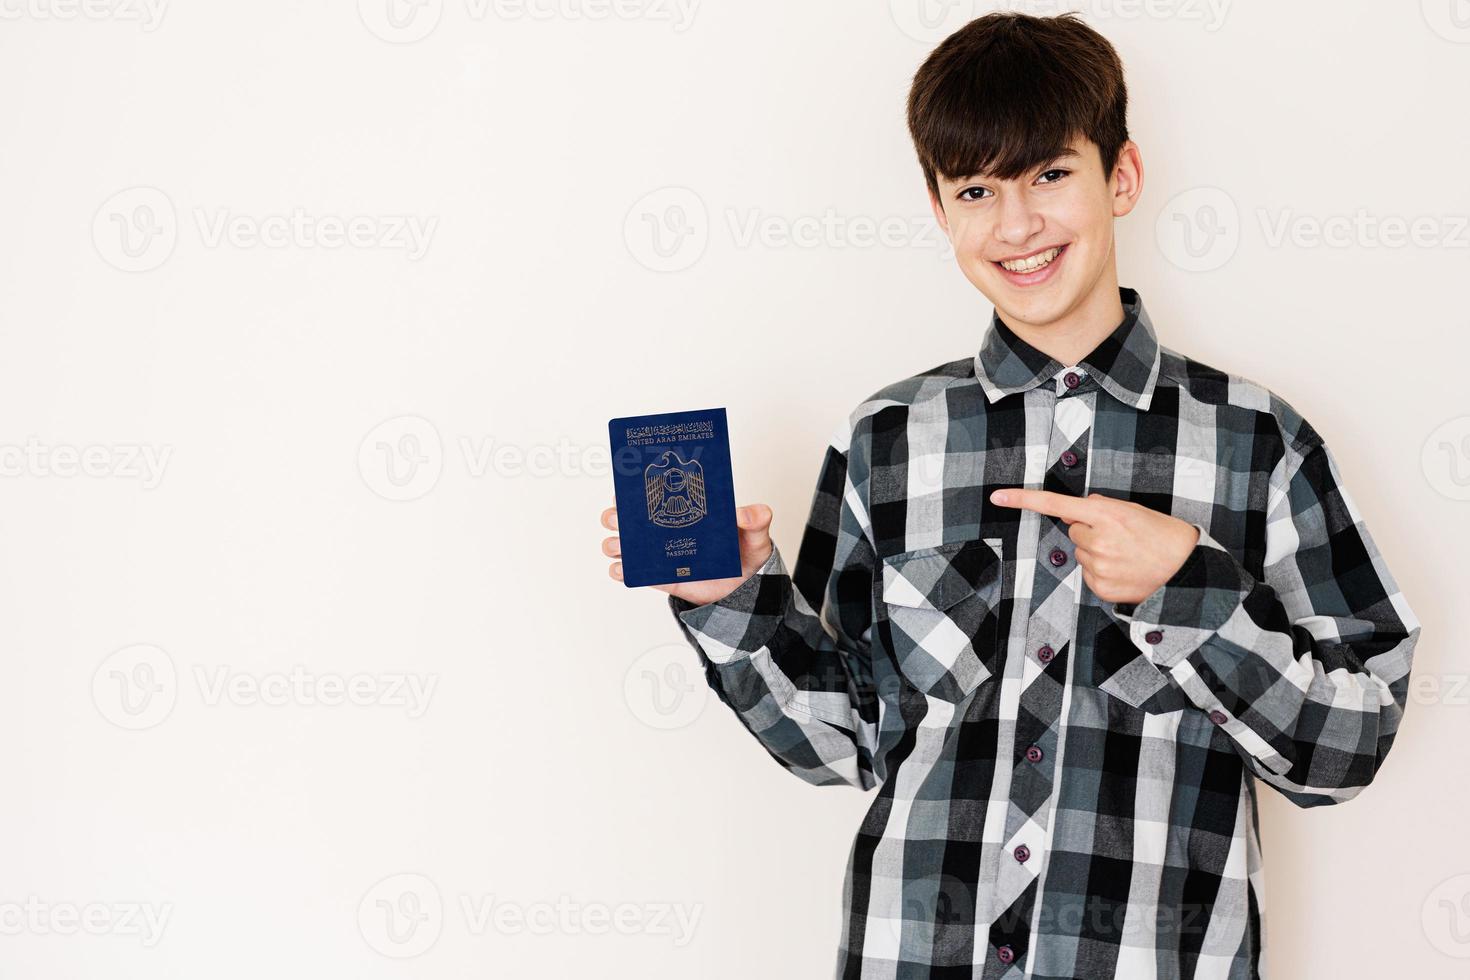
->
[[974, 286, 1162, 411]]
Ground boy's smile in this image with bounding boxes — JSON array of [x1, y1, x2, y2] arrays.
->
[[992, 241, 1069, 286]]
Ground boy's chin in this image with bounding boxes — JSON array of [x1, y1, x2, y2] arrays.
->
[[968, 270, 1073, 325]]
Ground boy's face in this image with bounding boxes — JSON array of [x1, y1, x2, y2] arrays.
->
[[928, 136, 1142, 331]]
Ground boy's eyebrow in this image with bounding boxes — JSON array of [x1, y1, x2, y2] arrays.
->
[[959, 149, 1082, 182]]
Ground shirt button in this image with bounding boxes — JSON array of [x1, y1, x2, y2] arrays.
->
[[1209, 709, 1229, 725], [1025, 745, 1044, 763], [1060, 449, 1078, 467], [1013, 844, 1030, 863], [1049, 548, 1067, 567], [1037, 645, 1054, 664], [1064, 371, 1081, 389], [1145, 629, 1164, 644], [997, 945, 1016, 964]]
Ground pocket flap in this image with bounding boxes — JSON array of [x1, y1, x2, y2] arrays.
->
[[881, 537, 1002, 611], [1092, 617, 1186, 712], [1098, 654, 1172, 709]]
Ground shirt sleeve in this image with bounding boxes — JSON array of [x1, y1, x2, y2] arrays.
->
[[666, 421, 880, 790], [1108, 432, 1421, 807]]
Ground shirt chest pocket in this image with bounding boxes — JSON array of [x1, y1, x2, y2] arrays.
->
[[877, 537, 1005, 703]]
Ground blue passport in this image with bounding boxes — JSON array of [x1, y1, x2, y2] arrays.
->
[[608, 407, 743, 588]]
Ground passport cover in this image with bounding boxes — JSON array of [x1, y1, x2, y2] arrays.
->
[[608, 407, 742, 588]]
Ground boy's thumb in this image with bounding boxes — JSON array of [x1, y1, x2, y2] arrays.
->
[[738, 504, 771, 529]]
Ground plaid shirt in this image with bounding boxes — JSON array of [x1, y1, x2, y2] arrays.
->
[[667, 286, 1420, 980]]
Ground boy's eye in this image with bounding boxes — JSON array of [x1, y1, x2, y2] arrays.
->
[[956, 168, 1068, 201]]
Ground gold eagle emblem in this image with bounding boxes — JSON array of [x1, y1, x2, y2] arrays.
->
[[644, 450, 707, 528]]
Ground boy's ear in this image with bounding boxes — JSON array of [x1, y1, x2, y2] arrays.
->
[[1111, 139, 1144, 218]]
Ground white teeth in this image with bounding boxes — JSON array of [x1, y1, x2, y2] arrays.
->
[[1000, 246, 1062, 273]]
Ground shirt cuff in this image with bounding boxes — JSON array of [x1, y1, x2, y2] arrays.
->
[[1106, 522, 1253, 669], [667, 544, 788, 664]]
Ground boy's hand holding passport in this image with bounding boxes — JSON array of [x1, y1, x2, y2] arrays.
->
[[601, 407, 770, 606]]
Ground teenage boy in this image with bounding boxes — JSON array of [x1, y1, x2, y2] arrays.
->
[[600, 12, 1419, 978]]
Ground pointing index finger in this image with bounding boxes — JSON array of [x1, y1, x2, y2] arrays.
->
[[990, 488, 1096, 525]]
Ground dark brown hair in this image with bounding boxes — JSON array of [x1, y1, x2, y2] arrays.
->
[[906, 12, 1129, 201]]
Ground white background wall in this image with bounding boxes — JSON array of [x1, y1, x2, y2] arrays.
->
[[0, 1, 1465, 977]]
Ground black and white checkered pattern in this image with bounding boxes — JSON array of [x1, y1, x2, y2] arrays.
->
[[668, 286, 1420, 979]]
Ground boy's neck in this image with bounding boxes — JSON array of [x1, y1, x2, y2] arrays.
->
[[995, 275, 1128, 369]]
